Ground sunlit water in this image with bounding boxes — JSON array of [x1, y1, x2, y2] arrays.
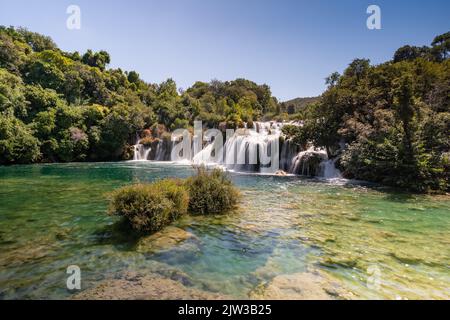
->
[[0, 162, 449, 299]]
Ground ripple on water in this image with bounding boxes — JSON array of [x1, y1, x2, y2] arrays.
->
[[0, 162, 449, 299]]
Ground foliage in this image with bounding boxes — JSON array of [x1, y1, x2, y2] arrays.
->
[[0, 112, 41, 164], [281, 124, 310, 149], [286, 32, 450, 192], [0, 26, 281, 165], [108, 167, 241, 232], [186, 166, 240, 215], [108, 179, 188, 232], [81, 50, 110, 71]]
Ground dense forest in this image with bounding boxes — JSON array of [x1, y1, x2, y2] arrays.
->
[[283, 32, 450, 192], [0, 26, 449, 192], [0, 26, 278, 163]]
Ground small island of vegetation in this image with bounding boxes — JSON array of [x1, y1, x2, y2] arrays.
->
[[109, 167, 240, 233]]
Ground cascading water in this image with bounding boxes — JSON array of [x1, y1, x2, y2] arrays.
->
[[133, 143, 151, 161], [222, 125, 280, 174], [153, 139, 168, 161], [192, 143, 215, 165], [289, 147, 342, 178], [319, 159, 342, 179], [290, 147, 326, 176], [132, 121, 342, 178], [280, 138, 301, 172]]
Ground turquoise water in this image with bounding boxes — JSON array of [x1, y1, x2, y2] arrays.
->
[[0, 162, 449, 299]]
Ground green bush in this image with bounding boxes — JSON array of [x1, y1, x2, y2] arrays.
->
[[108, 168, 241, 234], [108, 179, 188, 232], [186, 166, 240, 215], [0, 113, 41, 164], [155, 179, 190, 221]]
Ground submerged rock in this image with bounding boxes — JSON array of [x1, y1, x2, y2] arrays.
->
[[319, 256, 359, 269], [72, 271, 229, 300], [249, 271, 354, 300], [0, 245, 50, 267], [0, 237, 61, 267], [136, 226, 198, 253]]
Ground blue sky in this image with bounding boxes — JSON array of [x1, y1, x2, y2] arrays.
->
[[0, 0, 449, 101]]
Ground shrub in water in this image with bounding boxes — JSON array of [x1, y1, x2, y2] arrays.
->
[[186, 166, 240, 215], [108, 179, 188, 232], [155, 179, 190, 221]]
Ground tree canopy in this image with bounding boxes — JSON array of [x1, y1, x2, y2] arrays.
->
[[284, 31, 449, 192], [0, 26, 278, 163]]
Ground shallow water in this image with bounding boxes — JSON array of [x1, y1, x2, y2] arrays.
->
[[0, 162, 449, 299]]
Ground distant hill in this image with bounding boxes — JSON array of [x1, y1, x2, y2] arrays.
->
[[281, 96, 320, 114]]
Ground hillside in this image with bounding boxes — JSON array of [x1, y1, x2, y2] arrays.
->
[[281, 96, 320, 114]]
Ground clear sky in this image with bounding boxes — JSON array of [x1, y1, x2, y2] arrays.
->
[[0, 0, 449, 101]]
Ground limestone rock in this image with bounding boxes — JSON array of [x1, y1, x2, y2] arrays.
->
[[250, 271, 354, 300], [72, 271, 230, 300], [136, 226, 198, 253]]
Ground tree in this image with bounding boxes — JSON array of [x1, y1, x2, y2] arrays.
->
[[344, 59, 370, 80], [291, 35, 449, 191], [0, 68, 27, 118], [82, 50, 111, 70], [0, 32, 28, 72], [16, 27, 57, 52], [24, 85, 62, 120], [393, 45, 430, 63], [287, 104, 295, 115], [393, 75, 416, 159], [23, 57, 66, 91], [325, 72, 340, 87], [0, 113, 41, 164], [431, 32, 450, 61], [127, 71, 140, 84]]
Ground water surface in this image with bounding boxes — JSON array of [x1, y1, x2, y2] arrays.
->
[[0, 162, 448, 299]]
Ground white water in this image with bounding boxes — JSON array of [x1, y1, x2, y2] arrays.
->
[[153, 140, 164, 161], [133, 144, 151, 161], [223, 125, 280, 174], [319, 159, 342, 179], [132, 121, 342, 178], [193, 143, 215, 165]]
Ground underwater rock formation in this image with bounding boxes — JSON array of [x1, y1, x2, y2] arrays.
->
[[250, 271, 354, 300], [72, 271, 230, 300]]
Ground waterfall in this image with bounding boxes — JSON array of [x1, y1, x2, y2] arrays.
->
[[154, 140, 165, 161], [193, 143, 215, 165], [189, 124, 280, 173], [280, 138, 300, 172], [289, 147, 327, 176], [288, 147, 341, 178], [222, 124, 281, 174], [133, 143, 151, 161], [131, 121, 342, 178], [319, 159, 342, 179]]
